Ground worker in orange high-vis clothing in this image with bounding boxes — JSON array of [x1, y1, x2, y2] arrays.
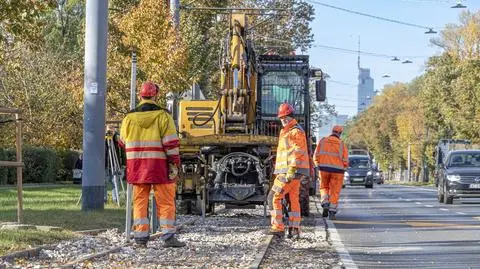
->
[[267, 103, 310, 239], [314, 125, 348, 220], [119, 81, 185, 248]]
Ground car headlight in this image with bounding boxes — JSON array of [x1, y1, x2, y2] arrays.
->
[[446, 175, 461, 182], [367, 171, 373, 176], [344, 171, 349, 177], [375, 172, 380, 176]]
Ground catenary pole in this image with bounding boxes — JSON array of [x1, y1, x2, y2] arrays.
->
[[82, 0, 109, 211]]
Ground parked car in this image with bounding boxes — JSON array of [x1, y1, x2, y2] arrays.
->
[[437, 150, 480, 204], [345, 155, 374, 188]]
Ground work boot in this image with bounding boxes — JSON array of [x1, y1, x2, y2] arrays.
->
[[163, 236, 186, 248], [287, 227, 300, 240], [134, 237, 149, 248], [264, 229, 285, 238], [322, 207, 329, 218], [328, 211, 336, 220], [321, 203, 330, 218]]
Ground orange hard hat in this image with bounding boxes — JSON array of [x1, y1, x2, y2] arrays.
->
[[140, 81, 159, 97], [278, 103, 294, 118], [332, 125, 344, 134]]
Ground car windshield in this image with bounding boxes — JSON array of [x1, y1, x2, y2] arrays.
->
[[349, 158, 370, 169], [447, 152, 480, 167]]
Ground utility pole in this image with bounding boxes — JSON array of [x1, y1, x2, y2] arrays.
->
[[407, 142, 411, 182], [170, 0, 180, 30], [82, 0, 109, 211]]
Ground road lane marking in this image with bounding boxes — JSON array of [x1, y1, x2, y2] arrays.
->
[[425, 205, 434, 207], [456, 212, 466, 215], [326, 219, 359, 269], [399, 185, 437, 192], [415, 202, 422, 205], [439, 208, 449, 211], [332, 219, 480, 229]]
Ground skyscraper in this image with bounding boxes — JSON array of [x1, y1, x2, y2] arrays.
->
[[357, 67, 374, 113], [356, 37, 375, 113]]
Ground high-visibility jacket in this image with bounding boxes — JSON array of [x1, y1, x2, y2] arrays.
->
[[119, 100, 180, 184], [274, 119, 310, 176], [314, 135, 348, 173]]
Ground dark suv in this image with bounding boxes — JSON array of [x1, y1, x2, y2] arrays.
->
[[345, 155, 374, 188], [437, 150, 480, 204]]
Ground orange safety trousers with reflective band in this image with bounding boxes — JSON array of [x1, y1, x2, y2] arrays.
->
[[319, 171, 344, 212], [132, 183, 176, 240], [274, 119, 310, 176], [314, 135, 348, 172], [270, 175, 301, 232]]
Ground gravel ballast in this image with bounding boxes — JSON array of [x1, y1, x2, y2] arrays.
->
[[1, 202, 340, 268]]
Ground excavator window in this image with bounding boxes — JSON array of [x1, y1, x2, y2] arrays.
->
[[260, 71, 305, 115]]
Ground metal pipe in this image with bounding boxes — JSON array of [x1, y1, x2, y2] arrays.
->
[[170, 0, 180, 30], [15, 112, 23, 223], [126, 49, 137, 242], [130, 51, 137, 110], [182, 7, 287, 11]]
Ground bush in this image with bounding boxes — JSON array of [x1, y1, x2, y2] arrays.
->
[[23, 146, 59, 183], [55, 149, 79, 182], [0, 146, 79, 185], [0, 148, 9, 185]]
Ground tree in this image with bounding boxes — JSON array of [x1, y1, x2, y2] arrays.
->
[[0, 1, 56, 45]]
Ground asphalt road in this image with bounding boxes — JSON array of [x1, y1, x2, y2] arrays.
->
[[329, 184, 480, 269]]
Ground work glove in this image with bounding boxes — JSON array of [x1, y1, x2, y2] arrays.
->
[[168, 163, 179, 180], [285, 167, 297, 181]]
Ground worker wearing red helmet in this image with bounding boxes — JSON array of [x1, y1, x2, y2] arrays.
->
[[267, 103, 310, 238], [314, 125, 349, 220], [119, 81, 185, 248]]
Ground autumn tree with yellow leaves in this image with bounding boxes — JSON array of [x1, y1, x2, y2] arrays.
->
[[346, 11, 480, 182]]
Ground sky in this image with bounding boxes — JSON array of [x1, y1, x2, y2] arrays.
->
[[305, 0, 480, 117]]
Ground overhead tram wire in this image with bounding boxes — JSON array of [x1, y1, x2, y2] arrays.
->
[[327, 80, 357, 87], [256, 36, 427, 59], [305, 0, 437, 32]]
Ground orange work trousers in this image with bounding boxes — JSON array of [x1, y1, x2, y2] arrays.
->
[[319, 171, 344, 212], [132, 183, 176, 240], [270, 174, 301, 232]]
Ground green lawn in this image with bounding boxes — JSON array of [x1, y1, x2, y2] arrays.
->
[[0, 185, 126, 255], [0, 230, 76, 256]]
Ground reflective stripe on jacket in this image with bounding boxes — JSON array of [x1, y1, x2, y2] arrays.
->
[[314, 135, 348, 173], [274, 119, 310, 176], [119, 100, 180, 184]]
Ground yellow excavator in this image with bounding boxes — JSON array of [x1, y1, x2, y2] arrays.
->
[[174, 13, 326, 217]]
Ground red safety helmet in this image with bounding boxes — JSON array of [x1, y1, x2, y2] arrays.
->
[[278, 103, 294, 118], [332, 125, 344, 134], [140, 81, 159, 97]]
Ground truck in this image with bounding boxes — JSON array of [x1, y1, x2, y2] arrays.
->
[[173, 13, 326, 218]]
